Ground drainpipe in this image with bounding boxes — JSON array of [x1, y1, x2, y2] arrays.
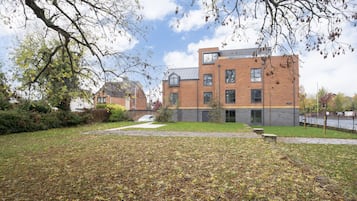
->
[[218, 64, 221, 122], [196, 79, 199, 121], [218, 64, 221, 105], [262, 59, 265, 126], [292, 57, 296, 126], [135, 86, 137, 110]]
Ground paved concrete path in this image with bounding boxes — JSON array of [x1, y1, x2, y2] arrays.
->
[[89, 130, 260, 139], [105, 122, 166, 130], [85, 122, 357, 145], [278, 137, 357, 145]]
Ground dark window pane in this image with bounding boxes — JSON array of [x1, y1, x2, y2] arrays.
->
[[225, 90, 235, 104], [225, 69, 235, 83], [170, 93, 178, 105], [251, 110, 262, 124], [225, 110, 236, 122], [97, 97, 106, 104], [204, 92, 212, 104], [203, 74, 213, 86], [251, 89, 262, 103]]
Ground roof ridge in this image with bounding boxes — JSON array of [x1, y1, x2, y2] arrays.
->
[[164, 67, 199, 80], [167, 66, 198, 70]]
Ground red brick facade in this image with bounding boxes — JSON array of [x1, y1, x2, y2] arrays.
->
[[163, 47, 299, 126]]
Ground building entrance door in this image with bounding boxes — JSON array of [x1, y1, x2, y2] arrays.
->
[[225, 110, 236, 122], [202, 111, 209, 122]]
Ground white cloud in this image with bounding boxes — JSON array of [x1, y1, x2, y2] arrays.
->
[[300, 22, 357, 97], [169, 0, 220, 32], [164, 17, 260, 68], [139, 0, 177, 20], [301, 50, 357, 97], [169, 9, 209, 32], [163, 51, 197, 68]]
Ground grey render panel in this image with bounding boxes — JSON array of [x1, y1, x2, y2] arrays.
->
[[235, 109, 253, 125], [172, 108, 299, 126], [171, 109, 198, 122], [263, 108, 299, 126]]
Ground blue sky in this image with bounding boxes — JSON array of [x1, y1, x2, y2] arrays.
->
[[1, 0, 357, 99]]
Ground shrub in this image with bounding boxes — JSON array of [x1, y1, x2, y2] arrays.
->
[[156, 107, 172, 122], [0, 110, 92, 135], [17, 100, 52, 113], [41, 112, 62, 129], [0, 93, 11, 110], [56, 111, 92, 127], [0, 110, 44, 134], [96, 104, 107, 109], [106, 104, 127, 122]]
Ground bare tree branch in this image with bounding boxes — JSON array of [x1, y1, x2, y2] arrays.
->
[[181, 0, 356, 56]]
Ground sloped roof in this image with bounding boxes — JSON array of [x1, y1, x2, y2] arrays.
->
[[97, 81, 143, 98], [163, 67, 199, 80]]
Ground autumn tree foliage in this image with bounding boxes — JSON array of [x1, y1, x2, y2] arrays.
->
[[0, 63, 11, 110], [13, 34, 87, 111]]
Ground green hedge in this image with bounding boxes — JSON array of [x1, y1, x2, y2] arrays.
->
[[106, 104, 128, 122], [0, 110, 92, 135]]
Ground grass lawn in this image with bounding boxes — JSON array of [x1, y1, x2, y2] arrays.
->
[[279, 143, 357, 199], [0, 122, 356, 200], [262, 126, 357, 139], [149, 122, 357, 139], [153, 122, 252, 133]]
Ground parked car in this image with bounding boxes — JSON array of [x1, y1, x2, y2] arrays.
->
[[137, 114, 155, 122]]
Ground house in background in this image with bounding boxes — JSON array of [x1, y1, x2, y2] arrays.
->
[[162, 47, 299, 126], [94, 80, 147, 110]]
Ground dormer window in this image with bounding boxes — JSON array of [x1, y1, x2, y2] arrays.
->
[[203, 52, 219, 64], [169, 73, 180, 87]]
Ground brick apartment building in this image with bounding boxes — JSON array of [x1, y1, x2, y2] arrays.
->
[[94, 80, 147, 110], [162, 47, 299, 126]]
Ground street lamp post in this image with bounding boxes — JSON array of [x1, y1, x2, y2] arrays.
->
[[319, 93, 336, 135]]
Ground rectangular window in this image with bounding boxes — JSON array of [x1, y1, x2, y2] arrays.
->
[[97, 97, 106, 104], [225, 90, 235, 104], [251, 89, 262, 103], [203, 52, 219, 64], [225, 110, 236, 122], [170, 93, 178, 105], [203, 92, 213, 104], [251, 68, 262, 82], [203, 74, 213, 86], [251, 110, 262, 124], [169, 74, 179, 86], [225, 69, 236, 83]]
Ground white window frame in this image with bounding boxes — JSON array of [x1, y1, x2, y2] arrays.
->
[[251, 68, 262, 82], [203, 52, 219, 64]]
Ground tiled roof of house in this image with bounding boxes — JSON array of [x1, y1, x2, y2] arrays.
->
[[163, 67, 199, 80], [97, 80, 143, 98]]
